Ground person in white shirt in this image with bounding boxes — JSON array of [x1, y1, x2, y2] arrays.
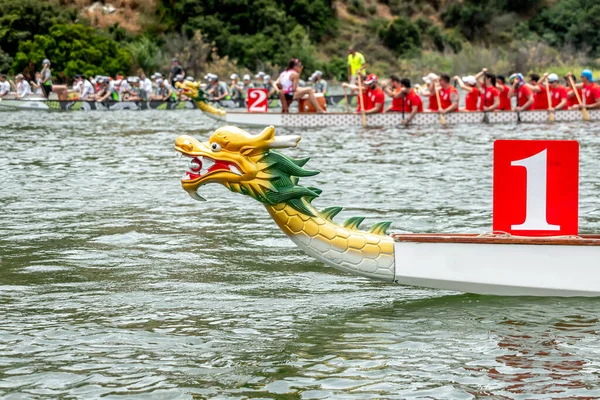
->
[[78, 75, 95, 100], [0, 75, 11, 97], [15, 74, 31, 98], [140, 72, 153, 94], [118, 78, 130, 100]]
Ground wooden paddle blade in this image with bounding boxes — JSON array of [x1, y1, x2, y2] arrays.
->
[[583, 108, 591, 121], [483, 113, 489, 123], [549, 111, 555, 122], [440, 114, 446, 125]]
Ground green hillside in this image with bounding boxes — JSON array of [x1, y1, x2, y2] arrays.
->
[[1, 0, 599, 82]]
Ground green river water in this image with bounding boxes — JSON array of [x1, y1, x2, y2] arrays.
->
[[2, 110, 600, 399]]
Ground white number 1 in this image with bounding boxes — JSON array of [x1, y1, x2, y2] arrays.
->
[[511, 149, 560, 231]]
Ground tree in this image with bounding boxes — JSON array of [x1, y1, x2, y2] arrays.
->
[[12, 24, 132, 80], [379, 17, 422, 57]]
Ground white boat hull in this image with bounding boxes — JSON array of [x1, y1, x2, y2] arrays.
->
[[204, 109, 600, 128], [393, 237, 600, 296]]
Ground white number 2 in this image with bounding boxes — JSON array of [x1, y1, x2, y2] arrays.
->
[[511, 149, 560, 231], [249, 90, 268, 112]]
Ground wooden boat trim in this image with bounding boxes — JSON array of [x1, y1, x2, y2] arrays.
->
[[392, 233, 600, 246]]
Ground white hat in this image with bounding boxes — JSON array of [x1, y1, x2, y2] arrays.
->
[[185, 76, 194, 82], [548, 73, 559, 83], [255, 71, 265, 79], [422, 73, 438, 84], [243, 74, 251, 81], [230, 73, 239, 80], [264, 75, 271, 82], [462, 75, 477, 85], [156, 78, 164, 85]]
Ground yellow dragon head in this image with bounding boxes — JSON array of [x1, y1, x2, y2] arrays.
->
[[174, 126, 322, 215]]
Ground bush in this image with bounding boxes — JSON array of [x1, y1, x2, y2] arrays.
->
[[378, 17, 422, 57]]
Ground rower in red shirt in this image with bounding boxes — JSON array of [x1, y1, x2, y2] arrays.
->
[[508, 73, 534, 111], [454, 75, 479, 111], [438, 73, 459, 113], [525, 73, 549, 110], [399, 78, 423, 125], [362, 74, 384, 113], [539, 73, 568, 111], [565, 75, 583, 108], [495, 75, 512, 110], [572, 69, 600, 110], [383, 75, 405, 112], [477, 71, 500, 111]]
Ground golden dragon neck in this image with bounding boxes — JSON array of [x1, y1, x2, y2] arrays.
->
[[264, 203, 396, 282]]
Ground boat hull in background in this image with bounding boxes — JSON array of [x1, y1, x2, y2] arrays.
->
[[0, 99, 197, 111]]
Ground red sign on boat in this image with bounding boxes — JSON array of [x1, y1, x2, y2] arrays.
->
[[247, 88, 269, 113], [493, 140, 579, 236]]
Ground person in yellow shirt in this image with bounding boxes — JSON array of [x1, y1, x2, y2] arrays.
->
[[347, 46, 366, 84]]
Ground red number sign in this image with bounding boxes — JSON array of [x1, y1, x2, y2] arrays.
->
[[247, 88, 268, 113], [493, 140, 579, 236]]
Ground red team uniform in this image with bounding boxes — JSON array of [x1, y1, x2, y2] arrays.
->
[[439, 86, 458, 111], [550, 85, 568, 108], [582, 82, 600, 106], [480, 86, 500, 110], [464, 87, 480, 111], [532, 84, 549, 110], [405, 88, 423, 112], [498, 84, 511, 110], [516, 84, 533, 110], [366, 86, 385, 113]]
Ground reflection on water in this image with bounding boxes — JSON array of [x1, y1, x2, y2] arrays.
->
[[1, 111, 600, 398]]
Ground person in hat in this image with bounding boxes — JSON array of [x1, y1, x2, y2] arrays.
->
[[139, 72, 153, 96], [347, 46, 366, 85], [40, 59, 53, 98], [568, 70, 600, 110], [229, 74, 243, 100], [359, 74, 384, 114], [453, 75, 480, 111], [168, 58, 185, 86], [438, 74, 459, 113], [241, 74, 254, 98], [97, 77, 120, 102], [310, 71, 327, 95], [538, 73, 568, 111], [275, 58, 326, 113], [0, 74, 11, 98], [254, 71, 266, 88], [524, 73, 549, 110], [508, 73, 533, 111], [207, 75, 230, 102], [13, 74, 31, 99]]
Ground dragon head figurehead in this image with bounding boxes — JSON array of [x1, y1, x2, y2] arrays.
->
[[175, 126, 322, 215]]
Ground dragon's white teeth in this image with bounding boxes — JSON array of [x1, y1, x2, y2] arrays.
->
[[203, 158, 215, 169], [229, 165, 242, 175], [183, 173, 191, 180]]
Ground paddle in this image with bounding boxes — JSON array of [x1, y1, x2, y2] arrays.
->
[[402, 91, 405, 124], [567, 75, 590, 121], [482, 79, 489, 123], [356, 74, 367, 127], [343, 86, 349, 112], [434, 83, 446, 126], [514, 80, 521, 124], [545, 79, 555, 122]]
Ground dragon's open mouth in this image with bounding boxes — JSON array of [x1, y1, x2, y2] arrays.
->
[[181, 155, 242, 183]]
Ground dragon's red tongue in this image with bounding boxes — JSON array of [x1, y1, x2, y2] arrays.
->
[[208, 160, 231, 173]]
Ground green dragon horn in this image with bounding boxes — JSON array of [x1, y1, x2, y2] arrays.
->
[[343, 216, 365, 230], [320, 206, 343, 221], [369, 221, 392, 235]]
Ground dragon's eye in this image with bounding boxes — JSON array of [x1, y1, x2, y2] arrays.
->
[[210, 143, 221, 152]]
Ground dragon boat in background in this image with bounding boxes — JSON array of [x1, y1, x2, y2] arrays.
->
[[198, 103, 600, 128], [175, 125, 600, 297]]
